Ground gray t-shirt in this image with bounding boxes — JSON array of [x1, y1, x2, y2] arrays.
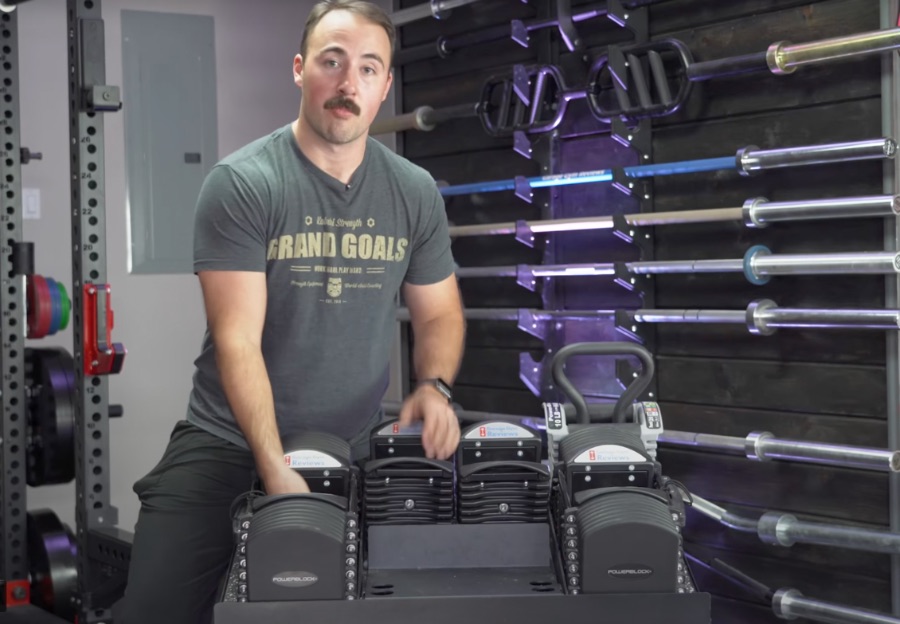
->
[[186, 124, 455, 447]]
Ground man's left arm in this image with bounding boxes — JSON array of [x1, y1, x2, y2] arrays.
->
[[399, 273, 466, 459]]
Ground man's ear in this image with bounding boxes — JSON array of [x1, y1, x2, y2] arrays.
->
[[293, 54, 304, 88], [381, 69, 394, 102]]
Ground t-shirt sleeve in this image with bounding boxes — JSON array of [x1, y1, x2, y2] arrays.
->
[[403, 182, 456, 285], [194, 164, 268, 273]]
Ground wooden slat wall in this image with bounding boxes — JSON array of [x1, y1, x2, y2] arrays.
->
[[394, 0, 892, 621]]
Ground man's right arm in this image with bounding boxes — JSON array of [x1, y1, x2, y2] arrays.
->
[[198, 269, 309, 495]]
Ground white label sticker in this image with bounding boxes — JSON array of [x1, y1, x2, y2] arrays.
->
[[283, 449, 341, 469], [377, 421, 423, 436], [464, 422, 534, 440], [574, 445, 646, 464]]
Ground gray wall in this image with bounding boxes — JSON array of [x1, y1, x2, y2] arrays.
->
[[18, 0, 396, 532]]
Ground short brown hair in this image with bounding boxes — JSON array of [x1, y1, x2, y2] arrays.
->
[[300, 0, 396, 65]]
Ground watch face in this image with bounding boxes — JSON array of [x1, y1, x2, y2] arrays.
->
[[426, 378, 452, 401]]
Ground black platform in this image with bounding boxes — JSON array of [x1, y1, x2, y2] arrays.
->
[[0, 605, 70, 623], [214, 592, 711, 624]]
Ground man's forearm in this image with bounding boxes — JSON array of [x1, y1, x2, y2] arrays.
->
[[412, 311, 466, 384], [215, 341, 284, 482]]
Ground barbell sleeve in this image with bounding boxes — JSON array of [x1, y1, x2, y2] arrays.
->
[[371, 106, 437, 134], [768, 27, 900, 75], [738, 138, 895, 174], [773, 589, 900, 624], [750, 251, 899, 276]]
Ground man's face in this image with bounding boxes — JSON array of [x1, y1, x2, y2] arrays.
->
[[294, 10, 393, 146]]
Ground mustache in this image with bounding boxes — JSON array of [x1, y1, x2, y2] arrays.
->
[[324, 96, 361, 116]]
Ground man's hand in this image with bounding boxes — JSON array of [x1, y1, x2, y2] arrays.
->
[[398, 385, 460, 460], [262, 464, 312, 495]]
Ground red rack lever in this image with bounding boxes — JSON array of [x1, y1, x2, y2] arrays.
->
[[83, 284, 126, 375]]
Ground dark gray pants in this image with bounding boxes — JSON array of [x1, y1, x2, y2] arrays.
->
[[119, 419, 374, 624]]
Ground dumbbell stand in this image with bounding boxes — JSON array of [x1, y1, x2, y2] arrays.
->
[[214, 591, 709, 623], [216, 521, 710, 623]]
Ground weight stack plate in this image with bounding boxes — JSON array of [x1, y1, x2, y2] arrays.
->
[[575, 489, 681, 595], [456, 421, 549, 524], [363, 456, 454, 525], [246, 497, 351, 602]]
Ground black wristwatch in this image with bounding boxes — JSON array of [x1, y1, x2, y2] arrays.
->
[[418, 377, 453, 403]]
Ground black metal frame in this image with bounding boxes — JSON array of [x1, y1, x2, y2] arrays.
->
[[0, 6, 29, 607], [66, 1, 130, 622], [1, 2, 129, 622], [214, 592, 711, 624]]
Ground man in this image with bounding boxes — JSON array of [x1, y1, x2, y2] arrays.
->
[[120, 1, 465, 622]]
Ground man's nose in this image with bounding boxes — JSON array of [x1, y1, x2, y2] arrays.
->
[[338, 67, 358, 96]]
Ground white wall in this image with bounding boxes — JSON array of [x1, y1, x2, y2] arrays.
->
[[18, 0, 396, 533]]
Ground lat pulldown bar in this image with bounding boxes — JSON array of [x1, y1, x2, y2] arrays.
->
[[397, 302, 900, 333], [447, 195, 898, 238], [438, 138, 895, 200]]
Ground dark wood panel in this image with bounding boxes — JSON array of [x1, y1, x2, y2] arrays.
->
[[453, 235, 544, 266], [652, 96, 882, 162], [658, 448, 889, 524], [652, 273, 885, 310], [658, 0, 877, 60], [654, 323, 887, 367], [653, 218, 885, 259], [404, 117, 512, 160], [452, 385, 543, 415], [447, 196, 544, 228], [403, 64, 491, 109], [656, 356, 886, 418], [649, 159, 884, 214], [398, 0, 538, 47], [459, 278, 544, 309], [402, 37, 539, 84], [658, 402, 888, 447], [648, 0, 868, 39], [455, 347, 533, 390], [708, 596, 797, 624], [463, 319, 545, 350], [415, 147, 542, 190], [683, 503, 890, 582], [686, 543, 891, 613]]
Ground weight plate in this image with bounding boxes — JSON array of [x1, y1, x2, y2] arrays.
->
[[57, 281, 70, 330], [26, 348, 76, 486], [45, 277, 61, 335], [27, 509, 78, 621], [31, 275, 53, 339]]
